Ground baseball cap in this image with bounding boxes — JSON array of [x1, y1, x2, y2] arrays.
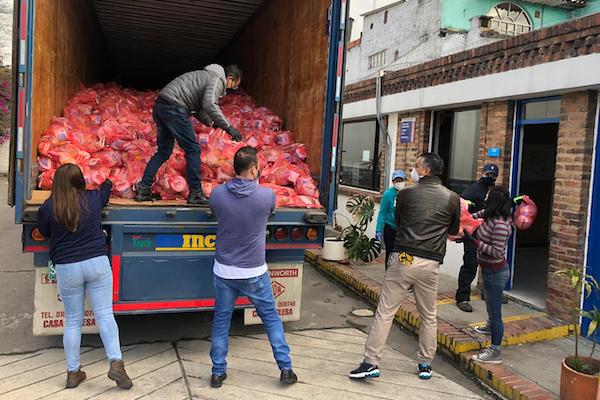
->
[[483, 163, 499, 177], [392, 170, 406, 181]]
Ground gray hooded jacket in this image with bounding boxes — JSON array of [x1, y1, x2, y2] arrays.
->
[[159, 64, 231, 130]]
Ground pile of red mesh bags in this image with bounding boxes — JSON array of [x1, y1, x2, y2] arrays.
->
[[37, 83, 322, 208]]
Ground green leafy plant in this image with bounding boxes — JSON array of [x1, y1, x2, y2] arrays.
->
[[555, 267, 600, 375], [340, 194, 381, 262]]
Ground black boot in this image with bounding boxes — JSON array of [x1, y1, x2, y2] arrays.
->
[[187, 190, 209, 206], [134, 185, 159, 202]]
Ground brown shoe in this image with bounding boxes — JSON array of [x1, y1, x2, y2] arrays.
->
[[108, 360, 133, 390], [66, 369, 86, 389]]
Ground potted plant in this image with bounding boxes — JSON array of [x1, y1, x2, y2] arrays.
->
[[337, 194, 382, 263], [557, 267, 600, 400]]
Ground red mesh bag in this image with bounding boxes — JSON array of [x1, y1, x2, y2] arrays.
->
[[513, 195, 538, 231]]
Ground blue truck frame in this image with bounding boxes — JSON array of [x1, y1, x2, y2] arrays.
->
[[11, 0, 348, 315]]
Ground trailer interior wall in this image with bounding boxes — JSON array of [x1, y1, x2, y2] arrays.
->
[[221, 0, 331, 176], [26, 0, 331, 194], [31, 0, 108, 165]]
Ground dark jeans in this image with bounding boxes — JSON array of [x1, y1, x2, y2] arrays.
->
[[455, 240, 478, 303], [482, 265, 510, 348], [141, 96, 201, 192], [210, 272, 292, 375], [383, 224, 396, 270]]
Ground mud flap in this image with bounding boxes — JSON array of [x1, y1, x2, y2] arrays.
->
[[244, 264, 303, 325], [33, 267, 99, 336]]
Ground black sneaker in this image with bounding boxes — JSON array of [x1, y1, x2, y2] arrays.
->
[[417, 363, 432, 380], [348, 361, 380, 379], [187, 190, 209, 206], [210, 373, 227, 388], [134, 185, 152, 202], [280, 369, 297, 384], [474, 324, 491, 335], [456, 301, 473, 313]]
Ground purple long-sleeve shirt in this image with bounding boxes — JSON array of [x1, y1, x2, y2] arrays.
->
[[209, 178, 275, 269]]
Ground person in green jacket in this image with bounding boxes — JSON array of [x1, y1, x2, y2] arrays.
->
[[375, 170, 406, 269]]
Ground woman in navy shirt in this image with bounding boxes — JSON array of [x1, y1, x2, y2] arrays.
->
[[38, 164, 132, 390]]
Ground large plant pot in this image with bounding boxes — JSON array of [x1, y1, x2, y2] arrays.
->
[[560, 356, 600, 400], [322, 238, 346, 261]]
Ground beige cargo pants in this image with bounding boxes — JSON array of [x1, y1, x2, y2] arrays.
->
[[364, 252, 440, 365]]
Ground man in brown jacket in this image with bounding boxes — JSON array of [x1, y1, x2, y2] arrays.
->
[[349, 153, 460, 381]]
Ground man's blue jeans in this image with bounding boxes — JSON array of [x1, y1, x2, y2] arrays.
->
[[140, 96, 201, 192], [482, 265, 510, 348], [210, 272, 292, 375]]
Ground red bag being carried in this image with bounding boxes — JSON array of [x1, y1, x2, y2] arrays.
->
[[449, 198, 484, 241], [513, 195, 538, 231]]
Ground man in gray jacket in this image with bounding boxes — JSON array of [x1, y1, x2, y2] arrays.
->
[[136, 64, 243, 205]]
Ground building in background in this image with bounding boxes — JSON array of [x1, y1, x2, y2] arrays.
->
[[339, 0, 600, 323], [0, 0, 12, 66], [346, 0, 600, 84]]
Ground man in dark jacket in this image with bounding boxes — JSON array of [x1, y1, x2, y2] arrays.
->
[[135, 64, 243, 205], [208, 146, 297, 388], [455, 163, 499, 312], [349, 153, 460, 381]]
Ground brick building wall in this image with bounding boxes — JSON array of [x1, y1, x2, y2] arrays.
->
[[547, 91, 598, 320], [394, 111, 431, 175], [344, 14, 600, 104], [477, 101, 514, 186]]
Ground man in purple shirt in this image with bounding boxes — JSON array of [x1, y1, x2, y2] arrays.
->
[[208, 146, 297, 388]]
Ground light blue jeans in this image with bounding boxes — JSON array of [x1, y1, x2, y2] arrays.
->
[[210, 272, 292, 375], [56, 255, 122, 372]]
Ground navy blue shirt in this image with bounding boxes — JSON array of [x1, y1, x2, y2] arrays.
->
[[37, 181, 111, 265]]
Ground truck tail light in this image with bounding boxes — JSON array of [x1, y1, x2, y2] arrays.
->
[[31, 228, 45, 241], [290, 227, 303, 241], [274, 227, 288, 241], [306, 228, 318, 241]]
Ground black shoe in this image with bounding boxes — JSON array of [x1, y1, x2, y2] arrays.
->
[[134, 185, 160, 202], [280, 369, 297, 385], [456, 301, 473, 312], [187, 190, 209, 206], [210, 373, 227, 388], [348, 361, 380, 379]]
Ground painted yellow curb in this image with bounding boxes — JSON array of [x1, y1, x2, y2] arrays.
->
[[307, 251, 574, 356]]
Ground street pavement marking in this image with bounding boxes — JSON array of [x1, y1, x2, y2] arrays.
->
[[136, 377, 188, 400], [0, 352, 46, 368], [0, 347, 108, 397], [41, 346, 176, 400], [0, 348, 92, 379], [468, 312, 547, 328], [88, 361, 182, 400], [0, 344, 169, 400], [0, 328, 484, 400], [325, 328, 368, 338]]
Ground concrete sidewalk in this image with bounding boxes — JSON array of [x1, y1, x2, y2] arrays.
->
[[306, 249, 570, 400], [0, 328, 485, 400]]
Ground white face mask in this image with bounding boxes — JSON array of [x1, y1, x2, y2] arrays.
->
[[394, 182, 406, 191], [410, 168, 420, 183]]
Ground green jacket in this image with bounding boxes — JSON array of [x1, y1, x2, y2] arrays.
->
[[376, 187, 398, 233]]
